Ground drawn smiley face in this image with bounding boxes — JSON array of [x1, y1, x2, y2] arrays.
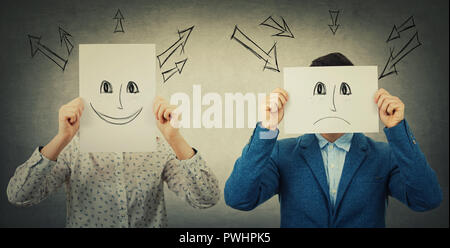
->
[[89, 80, 143, 125], [312, 81, 352, 126]]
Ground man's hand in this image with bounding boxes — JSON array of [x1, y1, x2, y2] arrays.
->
[[153, 96, 180, 141], [375, 88, 405, 128], [261, 88, 289, 130], [58, 97, 84, 144]]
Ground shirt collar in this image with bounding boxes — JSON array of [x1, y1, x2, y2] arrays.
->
[[315, 133, 353, 152]]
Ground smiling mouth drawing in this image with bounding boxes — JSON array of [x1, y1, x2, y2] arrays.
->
[[313, 116, 351, 125], [90, 102, 143, 125]]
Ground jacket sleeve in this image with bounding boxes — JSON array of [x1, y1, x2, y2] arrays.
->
[[224, 122, 280, 211], [160, 138, 220, 209], [385, 119, 443, 211], [6, 138, 75, 207]]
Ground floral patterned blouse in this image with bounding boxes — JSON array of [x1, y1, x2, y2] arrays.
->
[[7, 135, 220, 227]]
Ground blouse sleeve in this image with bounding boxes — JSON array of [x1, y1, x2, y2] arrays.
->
[[6, 136, 77, 207], [159, 138, 220, 209]]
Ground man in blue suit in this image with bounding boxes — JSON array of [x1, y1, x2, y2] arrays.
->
[[224, 53, 442, 227]]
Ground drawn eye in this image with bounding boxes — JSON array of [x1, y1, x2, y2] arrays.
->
[[126, 81, 139, 94], [100, 80, 113, 93], [313, 82, 326, 95], [340, 82, 352, 95]]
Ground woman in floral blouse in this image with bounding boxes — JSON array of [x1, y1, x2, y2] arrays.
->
[[7, 96, 220, 227]]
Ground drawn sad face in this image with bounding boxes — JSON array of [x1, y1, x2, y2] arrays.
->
[[90, 80, 143, 125], [284, 66, 378, 134], [310, 80, 353, 127]]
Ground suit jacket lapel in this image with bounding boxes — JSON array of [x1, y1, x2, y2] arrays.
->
[[298, 134, 331, 205], [334, 133, 368, 212]]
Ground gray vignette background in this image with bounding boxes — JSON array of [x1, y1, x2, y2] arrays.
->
[[0, 0, 448, 227]]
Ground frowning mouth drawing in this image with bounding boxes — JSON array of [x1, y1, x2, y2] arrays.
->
[[312, 81, 352, 126], [313, 116, 351, 125]]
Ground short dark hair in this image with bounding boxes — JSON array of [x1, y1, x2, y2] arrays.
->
[[310, 52, 354, 66]]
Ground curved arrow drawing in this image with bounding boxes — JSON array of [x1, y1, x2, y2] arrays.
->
[[328, 10, 340, 35], [28, 34, 68, 71], [260, 16, 294, 38], [231, 25, 279, 72]]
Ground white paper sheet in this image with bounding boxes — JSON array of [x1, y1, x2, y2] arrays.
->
[[79, 44, 156, 152], [284, 66, 379, 134]]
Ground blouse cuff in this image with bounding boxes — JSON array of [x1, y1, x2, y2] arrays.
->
[[178, 148, 209, 179]]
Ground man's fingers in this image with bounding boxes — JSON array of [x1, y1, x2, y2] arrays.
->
[[278, 93, 287, 107], [375, 90, 389, 104], [377, 94, 396, 109], [266, 94, 278, 113], [275, 98, 283, 112], [386, 102, 399, 115], [380, 99, 396, 115], [389, 101, 404, 115], [374, 88, 390, 103], [266, 93, 287, 113], [377, 94, 387, 109], [386, 102, 395, 115], [273, 88, 289, 101]]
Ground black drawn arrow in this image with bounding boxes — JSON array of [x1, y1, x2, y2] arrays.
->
[[386, 16, 415, 42], [379, 32, 421, 79], [113, 9, 125, 33], [157, 26, 193, 68], [260, 16, 294, 38], [28, 35, 68, 71], [161, 59, 188, 83], [59, 27, 73, 55], [328, 10, 340, 35], [157, 26, 194, 83], [231, 25, 279, 72]]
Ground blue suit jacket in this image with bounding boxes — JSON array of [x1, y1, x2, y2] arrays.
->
[[224, 120, 442, 227]]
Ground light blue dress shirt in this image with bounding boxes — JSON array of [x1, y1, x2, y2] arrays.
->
[[315, 133, 353, 208]]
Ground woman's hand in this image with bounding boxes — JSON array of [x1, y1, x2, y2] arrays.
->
[[152, 96, 194, 160], [153, 96, 181, 141], [41, 97, 84, 161]]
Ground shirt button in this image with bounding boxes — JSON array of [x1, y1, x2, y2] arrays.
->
[[330, 164, 335, 169], [329, 145, 333, 150], [332, 189, 337, 194]]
